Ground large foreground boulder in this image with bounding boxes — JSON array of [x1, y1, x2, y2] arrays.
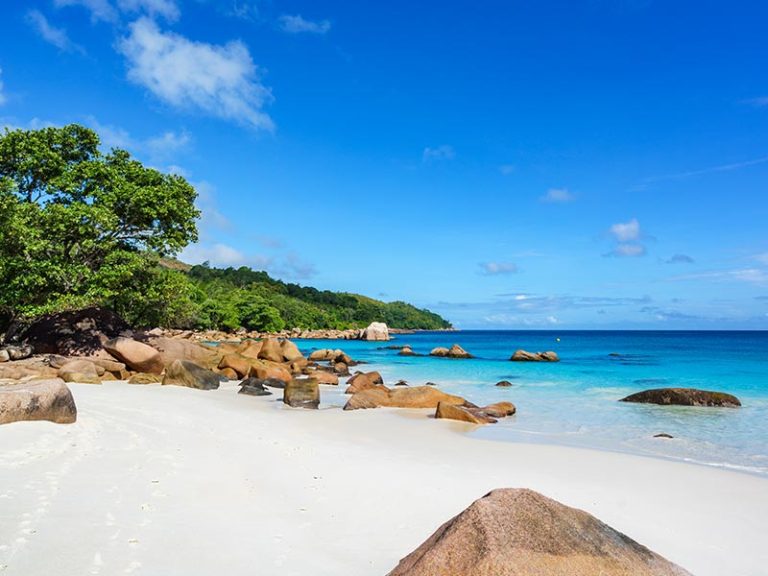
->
[[0, 379, 77, 425], [387, 488, 690, 576], [283, 378, 320, 409], [344, 386, 468, 411], [104, 337, 164, 374], [362, 322, 390, 341], [162, 360, 220, 390], [510, 349, 559, 362], [8, 306, 131, 356], [620, 388, 741, 408]]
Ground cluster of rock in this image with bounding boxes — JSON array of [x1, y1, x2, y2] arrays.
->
[[143, 321, 396, 343], [511, 349, 560, 362], [430, 344, 473, 359], [387, 488, 691, 575], [341, 370, 516, 425]]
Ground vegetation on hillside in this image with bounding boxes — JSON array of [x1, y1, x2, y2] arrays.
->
[[0, 124, 451, 333]]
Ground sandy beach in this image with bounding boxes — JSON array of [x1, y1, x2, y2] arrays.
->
[[1, 380, 767, 576]]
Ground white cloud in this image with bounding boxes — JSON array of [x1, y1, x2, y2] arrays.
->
[[54, 0, 118, 23], [118, 0, 179, 21], [541, 188, 574, 203], [423, 145, 455, 162], [179, 242, 270, 268], [743, 97, 768, 107], [670, 268, 768, 287], [609, 218, 641, 242], [480, 262, 519, 275], [26, 10, 84, 53], [0, 68, 6, 106], [753, 252, 768, 265], [605, 243, 646, 258], [118, 18, 274, 130], [145, 129, 191, 157], [84, 116, 190, 160], [278, 14, 331, 34]]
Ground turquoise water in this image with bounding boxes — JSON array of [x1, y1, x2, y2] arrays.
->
[[299, 331, 768, 476]]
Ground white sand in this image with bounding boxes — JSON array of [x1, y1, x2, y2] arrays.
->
[[1, 380, 767, 576]]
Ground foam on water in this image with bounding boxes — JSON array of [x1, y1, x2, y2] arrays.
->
[[299, 330, 768, 476]]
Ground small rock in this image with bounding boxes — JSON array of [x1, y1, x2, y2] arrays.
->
[[395, 380, 409, 386], [495, 380, 513, 387], [128, 373, 162, 385], [283, 378, 320, 409], [162, 360, 220, 390], [654, 433, 674, 439], [238, 377, 273, 396]]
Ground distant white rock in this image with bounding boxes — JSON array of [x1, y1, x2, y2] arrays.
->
[[362, 322, 390, 341]]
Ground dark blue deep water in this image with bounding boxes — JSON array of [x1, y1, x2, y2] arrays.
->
[[300, 331, 768, 475]]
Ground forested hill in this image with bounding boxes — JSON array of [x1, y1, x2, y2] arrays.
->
[[181, 263, 452, 332]]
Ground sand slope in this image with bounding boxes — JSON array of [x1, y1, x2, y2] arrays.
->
[[1, 381, 766, 576]]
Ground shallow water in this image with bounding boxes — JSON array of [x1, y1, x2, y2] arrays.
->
[[298, 331, 768, 476]]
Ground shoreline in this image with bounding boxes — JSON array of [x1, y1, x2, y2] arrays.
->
[[1, 380, 767, 575]]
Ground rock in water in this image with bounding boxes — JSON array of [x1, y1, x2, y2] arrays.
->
[[510, 350, 560, 362], [0, 379, 77, 425], [162, 360, 220, 390], [620, 388, 741, 408], [496, 380, 514, 387], [283, 378, 320, 409], [104, 337, 164, 374], [344, 386, 468, 411], [387, 488, 691, 576], [447, 344, 472, 358], [362, 322, 390, 341], [429, 347, 450, 357], [345, 371, 384, 394], [435, 402, 497, 424]]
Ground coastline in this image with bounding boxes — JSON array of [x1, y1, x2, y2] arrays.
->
[[1, 380, 767, 576]]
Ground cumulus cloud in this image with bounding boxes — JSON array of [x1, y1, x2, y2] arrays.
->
[[604, 218, 646, 258], [26, 10, 84, 53], [84, 116, 191, 160], [278, 14, 331, 34], [666, 253, 694, 264], [54, 0, 118, 23], [118, 18, 274, 130], [480, 262, 519, 275], [423, 145, 455, 162], [117, 0, 179, 21], [540, 188, 574, 203], [609, 218, 641, 242]]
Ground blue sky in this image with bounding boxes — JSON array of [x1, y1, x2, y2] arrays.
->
[[1, 0, 767, 329]]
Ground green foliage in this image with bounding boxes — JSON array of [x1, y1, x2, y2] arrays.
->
[[184, 264, 451, 331], [0, 124, 199, 324], [0, 124, 450, 333]]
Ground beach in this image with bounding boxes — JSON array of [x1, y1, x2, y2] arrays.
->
[[1, 380, 767, 576]]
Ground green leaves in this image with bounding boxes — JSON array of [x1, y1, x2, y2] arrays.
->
[[0, 124, 199, 325]]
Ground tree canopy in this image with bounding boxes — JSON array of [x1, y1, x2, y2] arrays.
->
[[0, 124, 451, 333], [0, 124, 199, 323]]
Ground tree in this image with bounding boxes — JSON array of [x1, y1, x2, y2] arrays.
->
[[0, 124, 199, 325]]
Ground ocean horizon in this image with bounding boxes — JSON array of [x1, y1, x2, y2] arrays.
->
[[299, 329, 768, 477]]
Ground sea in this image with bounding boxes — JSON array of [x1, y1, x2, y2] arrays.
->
[[298, 330, 768, 477]]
